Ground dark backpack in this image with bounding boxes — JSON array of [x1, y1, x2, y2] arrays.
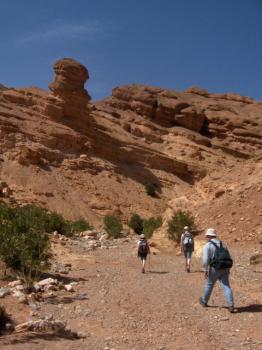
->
[[209, 241, 233, 269], [138, 240, 148, 255]]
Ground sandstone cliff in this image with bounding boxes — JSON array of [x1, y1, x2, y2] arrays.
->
[[0, 58, 261, 243]]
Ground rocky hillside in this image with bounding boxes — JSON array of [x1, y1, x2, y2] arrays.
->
[[0, 58, 261, 243]]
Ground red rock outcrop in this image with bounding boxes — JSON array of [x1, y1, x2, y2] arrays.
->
[[45, 58, 91, 120], [106, 85, 205, 131], [102, 84, 262, 158], [0, 58, 261, 237]]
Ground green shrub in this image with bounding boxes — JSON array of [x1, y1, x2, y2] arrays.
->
[[0, 223, 51, 286], [167, 210, 195, 242], [143, 216, 163, 238], [0, 203, 71, 235], [104, 215, 123, 238], [71, 218, 91, 233], [128, 214, 143, 234], [45, 211, 71, 235], [145, 183, 158, 197], [0, 204, 51, 285], [0, 203, 93, 285]]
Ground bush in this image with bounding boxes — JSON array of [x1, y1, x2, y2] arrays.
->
[[143, 217, 163, 239], [71, 218, 91, 233], [128, 214, 143, 234], [45, 211, 71, 235], [0, 204, 51, 285], [167, 210, 196, 242], [145, 183, 158, 197], [0, 203, 93, 284], [104, 215, 123, 238]]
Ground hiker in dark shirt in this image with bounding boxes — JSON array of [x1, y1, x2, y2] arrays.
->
[[137, 234, 150, 273], [180, 226, 194, 272]]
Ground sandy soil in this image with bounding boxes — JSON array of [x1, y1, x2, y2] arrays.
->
[[0, 236, 261, 350]]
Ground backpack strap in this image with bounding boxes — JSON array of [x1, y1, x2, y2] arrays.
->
[[209, 240, 219, 249]]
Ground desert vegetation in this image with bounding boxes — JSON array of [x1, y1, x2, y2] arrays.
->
[[0, 203, 91, 285], [167, 210, 196, 242], [129, 213, 162, 238], [104, 214, 123, 238]]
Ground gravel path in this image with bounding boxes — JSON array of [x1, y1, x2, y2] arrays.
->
[[1, 238, 261, 350]]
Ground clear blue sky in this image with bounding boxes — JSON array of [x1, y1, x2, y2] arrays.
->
[[0, 0, 261, 101]]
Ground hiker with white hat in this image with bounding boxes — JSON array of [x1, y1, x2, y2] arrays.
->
[[137, 234, 150, 273], [199, 228, 235, 313], [180, 226, 194, 272]]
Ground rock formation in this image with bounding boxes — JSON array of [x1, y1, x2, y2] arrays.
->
[[0, 58, 261, 244], [45, 58, 91, 120]]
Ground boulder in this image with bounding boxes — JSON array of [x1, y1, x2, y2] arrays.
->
[[37, 278, 58, 286], [8, 280, 23, 288], [0, 288, 11, 298]]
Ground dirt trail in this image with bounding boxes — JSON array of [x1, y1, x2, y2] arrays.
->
[[1, 238, 261, 350]]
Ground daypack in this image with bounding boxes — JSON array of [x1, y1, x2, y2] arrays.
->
[[138, 240, 148, 255], [183, 233, 193, 247], [209, 241, 233, 269]]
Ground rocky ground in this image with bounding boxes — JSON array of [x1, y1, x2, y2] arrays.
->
[[0, 234, 261, 350], [0, 57, 261, 349]]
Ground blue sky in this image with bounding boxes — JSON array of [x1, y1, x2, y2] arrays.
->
[[0, 0, 261, 101]]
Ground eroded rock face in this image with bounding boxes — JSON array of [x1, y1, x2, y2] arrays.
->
[[102, 84, 262, 157], [106, 85, 206, 132], [45, 58, 91, 119], [0, 57, 262, 234]]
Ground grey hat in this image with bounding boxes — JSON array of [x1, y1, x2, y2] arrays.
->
[[205, 228, 217, 237], [184, 226, 189, 231], [140, 234, 145, 239]]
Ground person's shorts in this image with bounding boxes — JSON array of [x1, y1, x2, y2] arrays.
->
[[184, 249, 192, 259], [138, 253, 147, 260]]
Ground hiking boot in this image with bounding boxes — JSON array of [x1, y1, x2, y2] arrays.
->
[[199, 297, 207, 307], [187, 267, 190, 273], [228, 306, 236, 313], [142, 268, 145, 274]]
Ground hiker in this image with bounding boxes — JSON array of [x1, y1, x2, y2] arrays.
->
[[199, 228, 235, 313], [137, 234, 150, 273], [180, 226, 194, 272]]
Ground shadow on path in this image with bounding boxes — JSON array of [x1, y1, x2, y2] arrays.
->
[[205, 304, 262, 313], [1, 331, 79, 346], [188, 270, 203, 274], [236, 304, 262, 313], [148, 271, 169, 274], [44, 293, 89, 305]]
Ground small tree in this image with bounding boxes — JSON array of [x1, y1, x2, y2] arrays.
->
[[143, 217, 162, 238], [145, 183, 158, 197], [45, 212, 71, 236], [129, 214, 143, 234], [71, 218, 91, 233], [104, 215, 123, 238], [0, 204, 51, 286], [168, 210, 195, 242]]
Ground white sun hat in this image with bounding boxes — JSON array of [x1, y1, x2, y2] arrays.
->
[[205, 228, 217, 237]]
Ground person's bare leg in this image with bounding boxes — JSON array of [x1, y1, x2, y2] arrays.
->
[[142, 258, 146, 273], [187, 258, 191, 272]]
